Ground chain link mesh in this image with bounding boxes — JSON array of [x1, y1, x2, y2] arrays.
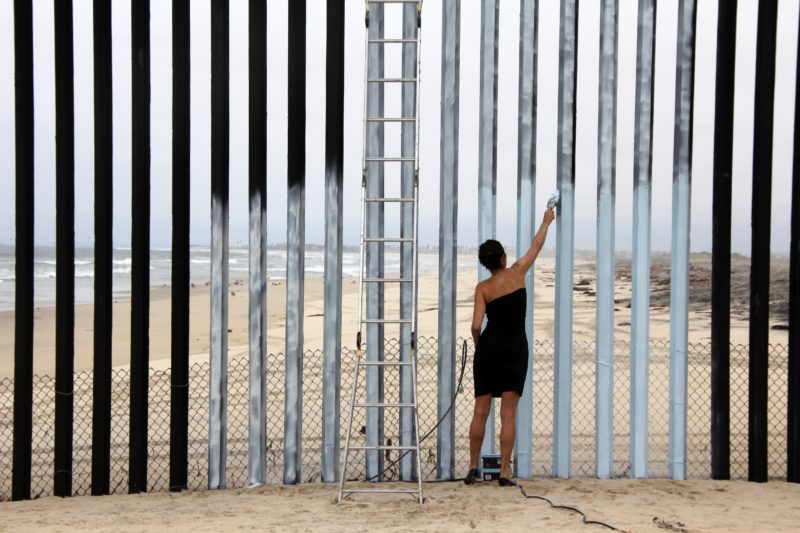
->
[[0, 338, 790, 500]]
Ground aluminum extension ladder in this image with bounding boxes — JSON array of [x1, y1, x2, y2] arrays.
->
[[338, 0, 423, 504]]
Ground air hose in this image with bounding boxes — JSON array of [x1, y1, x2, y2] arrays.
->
[[358, 339, 469, 483]]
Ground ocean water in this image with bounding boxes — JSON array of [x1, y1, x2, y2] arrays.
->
[[0, 245, 446, 311]]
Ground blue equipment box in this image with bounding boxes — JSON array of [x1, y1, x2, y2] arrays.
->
[[481, 454, 501, 481]]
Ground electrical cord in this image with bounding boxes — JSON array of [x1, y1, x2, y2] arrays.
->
[[513, 480, 622, 531], [355, 339, 469, 484]]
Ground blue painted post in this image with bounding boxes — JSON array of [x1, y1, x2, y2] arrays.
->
[[595, 0, 618, 480], [438, 0, 460, 480], [669, 0, 696, 481], [515, 0, 538, 479], [248, 0, 267, 487], [365, 3, 385, 480], [478, 0, 499, 459], [399, 2, 418, 481], [322, 0, 344, 484], [285, 0, 306, 485], [209, 0, 229, 490], [630, 0, 656, 479], [553, 0, 578, 480]]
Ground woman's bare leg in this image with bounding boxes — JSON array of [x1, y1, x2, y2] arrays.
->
[[468, 394, 492, 470], [499, 391, 520, 479]]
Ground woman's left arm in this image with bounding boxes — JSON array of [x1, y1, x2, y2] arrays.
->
[[511, 208, 555, 273], [471, 285, 486, 346]]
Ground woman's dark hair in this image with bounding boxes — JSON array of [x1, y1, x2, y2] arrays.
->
[[478, 239, 505, 271]]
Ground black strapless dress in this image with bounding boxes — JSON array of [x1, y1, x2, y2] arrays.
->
[[473, 287, 528, 397]]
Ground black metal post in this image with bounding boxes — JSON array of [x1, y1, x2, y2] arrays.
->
[[11, 0, 34, 502], [208, 0, 230, 489], [321, 0, 344, 483], [54, 0, 75, 499], [247, 0, 268, 486], [130, 0, 150, 494], [749, 0, 777, 483], [91, 0, 113, 496], [170, 0, 190, 493], [788, 1, 800, 485], [711, 0, 736, 481], [284, 0, 306, 485]]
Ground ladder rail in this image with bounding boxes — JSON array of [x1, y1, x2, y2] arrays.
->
[[411, 1, 422, 351], [356, 0, 370, 351], [411, 356, 424, 503], [338, 356, 362, 501]]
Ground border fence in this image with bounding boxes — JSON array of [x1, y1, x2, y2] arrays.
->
[[0, 337, 789, 500], [5, 0, 799, 502]]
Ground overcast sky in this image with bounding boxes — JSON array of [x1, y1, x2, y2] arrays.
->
[[0, 0, 798, 253]]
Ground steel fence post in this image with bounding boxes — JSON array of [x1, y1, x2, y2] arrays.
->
[[553, 0, 578, 479], [515, 0, 538, 480], [438, 0, 460, 480], [595, 0, 617, 481], [630, 0, 655, 479]]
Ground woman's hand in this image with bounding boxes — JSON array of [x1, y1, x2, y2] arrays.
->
[[543, 207, 555, 226]]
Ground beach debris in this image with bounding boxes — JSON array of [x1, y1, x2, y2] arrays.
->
[[653, 517, 689, 532]]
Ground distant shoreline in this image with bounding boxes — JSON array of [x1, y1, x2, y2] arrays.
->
[[0, 254, 790, 380]]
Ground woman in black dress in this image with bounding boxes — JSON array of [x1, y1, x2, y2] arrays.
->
[[465, 208, 554, 485]]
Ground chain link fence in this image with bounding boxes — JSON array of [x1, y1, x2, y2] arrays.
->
[[0, 338, 789, 500]]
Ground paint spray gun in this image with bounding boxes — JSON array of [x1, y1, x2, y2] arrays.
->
[[546, 190, 560, 211]]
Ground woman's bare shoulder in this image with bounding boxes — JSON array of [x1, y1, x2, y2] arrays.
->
[[475, 278, 489, 294]]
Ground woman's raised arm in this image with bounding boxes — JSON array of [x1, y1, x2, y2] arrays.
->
[[511, 208, 555, 273]]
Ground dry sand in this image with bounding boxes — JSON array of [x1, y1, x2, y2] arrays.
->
[[0, 478, 799, 532]]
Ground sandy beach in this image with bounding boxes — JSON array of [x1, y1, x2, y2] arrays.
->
[[0, 253, 789, 379], [0, 478, 799, 532]]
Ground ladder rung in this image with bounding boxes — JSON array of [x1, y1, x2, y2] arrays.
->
[[368, 78, 417, 83], [368, 39, 418, 44], [363, 237, 414, 243], [362, 318, 412, 324], [358, 360, 413, 367], [364, 197, 415, 203], [362, 277, 414, 283], [355, 402, 416, 408], [348, 445, 418, 451], [365, 157, 416, 162], [366, 117, 417, 122], [342, 489, 421, 495]]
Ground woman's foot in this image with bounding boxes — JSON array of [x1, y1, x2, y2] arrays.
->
[[498, 477, 515, 487], [463, 468, 479, 485]]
